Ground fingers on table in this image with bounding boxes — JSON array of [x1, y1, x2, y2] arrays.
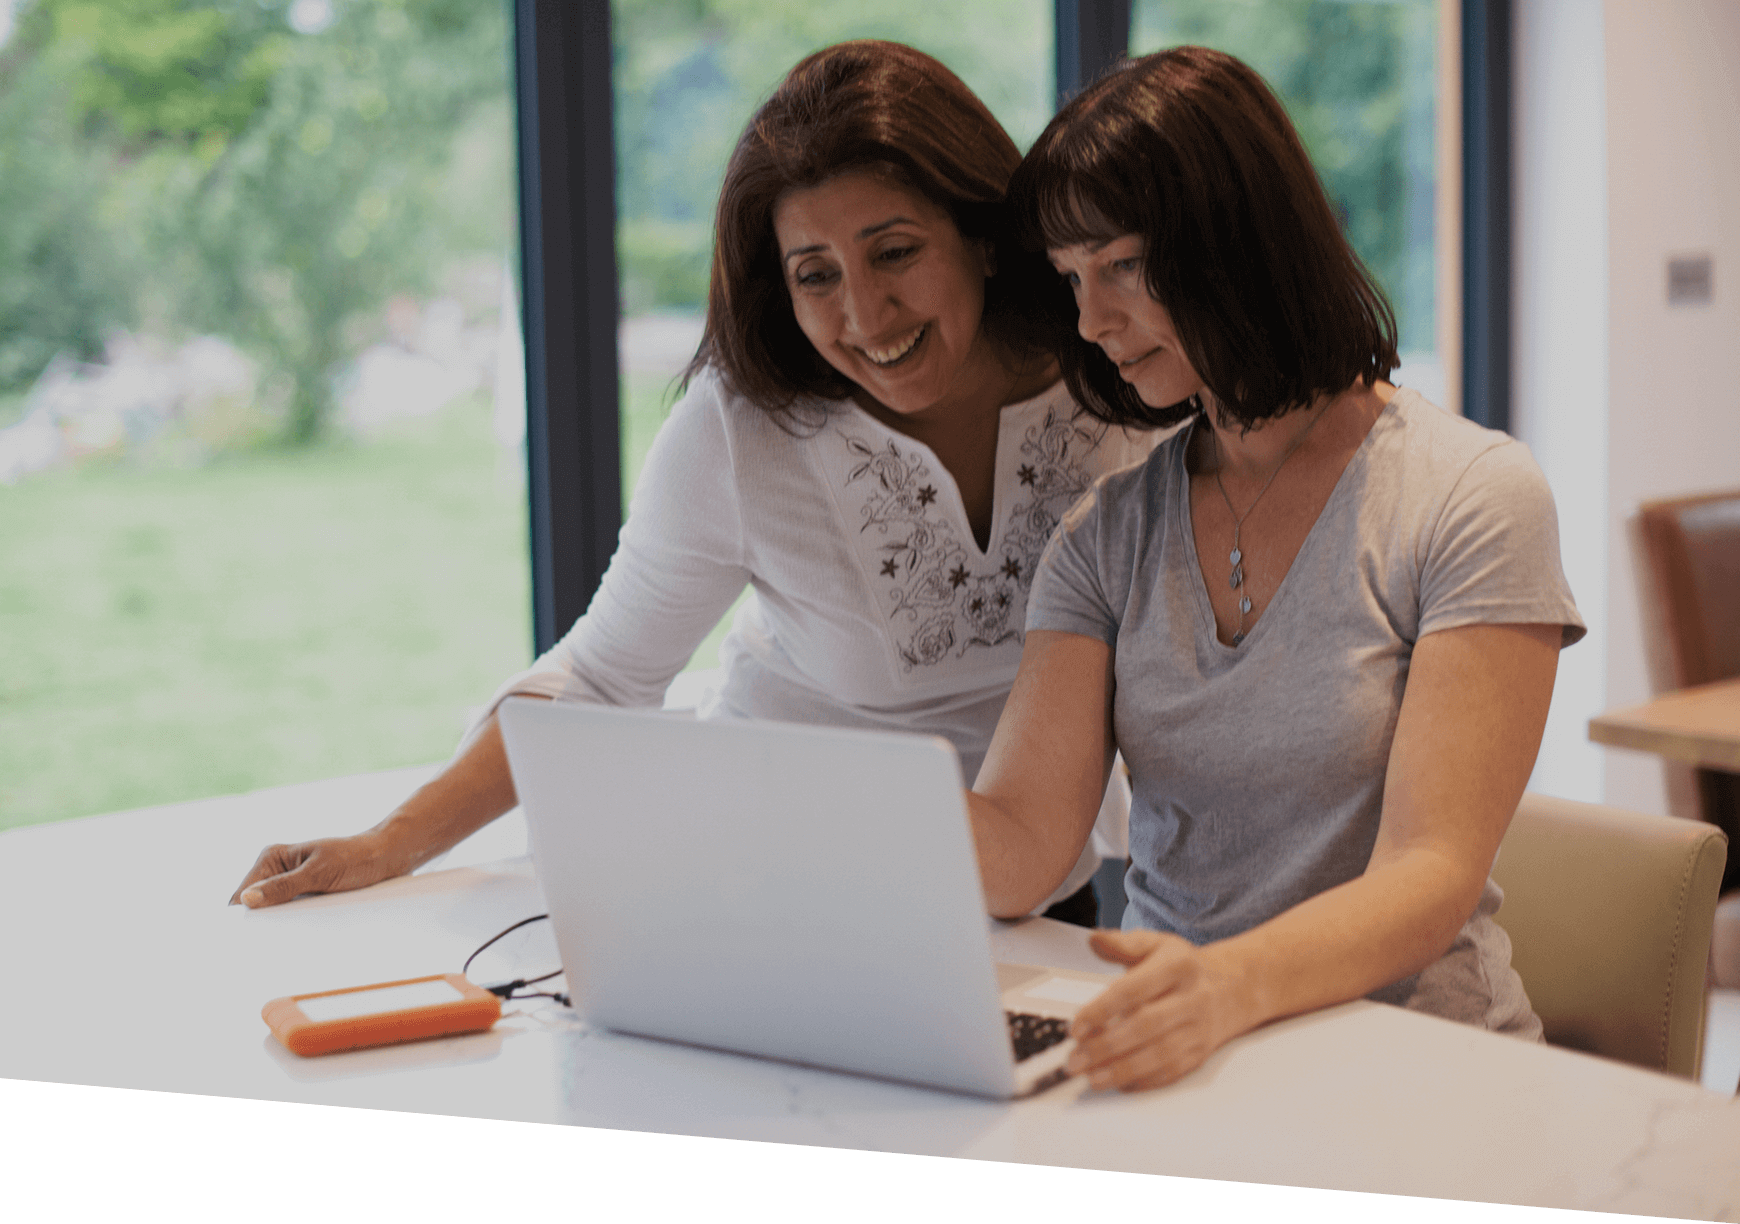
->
[[1073, 1000, 1214, 1091], [1071, 936, 1214, 1091], [229, 843, 316, 907]]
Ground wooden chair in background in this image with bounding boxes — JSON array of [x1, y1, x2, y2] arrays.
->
[[1632, 489, 1740, 989]]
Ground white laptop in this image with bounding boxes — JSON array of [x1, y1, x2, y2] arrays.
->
[[497, 698, 1116, 1098]]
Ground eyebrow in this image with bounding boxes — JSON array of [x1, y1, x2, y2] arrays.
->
[[782, 215, 918, 263], [1047, 237, 1119, 262]]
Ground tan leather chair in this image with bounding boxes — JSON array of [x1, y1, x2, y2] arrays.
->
[[1491, 792, 1728, 1079]]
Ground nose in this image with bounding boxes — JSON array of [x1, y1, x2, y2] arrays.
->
[[1074, 279, 1120, 347], [840, 267, 898, 339]]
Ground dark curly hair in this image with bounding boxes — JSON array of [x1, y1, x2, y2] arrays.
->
[[1008, 45, 1399, 430], [683, 40, 1052, 422]]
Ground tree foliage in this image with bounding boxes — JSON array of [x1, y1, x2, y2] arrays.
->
[[1133, 0, 1439, 353], [0, 40, 135, 391], [0, 0, 511, 440], [0, 0, 1440, 432], [611, 0, 1052, 314]]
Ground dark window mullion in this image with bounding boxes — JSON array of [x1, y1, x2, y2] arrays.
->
[[1055, 0, 1131, 108], [1462, 0, 1512, 433], [514, 0, 622, 656]]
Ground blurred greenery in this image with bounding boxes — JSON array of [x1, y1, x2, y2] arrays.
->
[[0, 39, 135, 389], [0, 395, 530, 830], [1132, 0, 1440, 354], [612, 0, 1439, 358], [0, 366, 724, 830], [0, 0, 513, 440], [611, 0, 1053, 314]]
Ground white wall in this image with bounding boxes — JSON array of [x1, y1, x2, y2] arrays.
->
[[1513, 0, 1740, 813], [1512, 0, 1609, 803], [1601, 0, 1740, 814]]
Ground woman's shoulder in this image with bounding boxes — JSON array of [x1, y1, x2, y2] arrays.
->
[[1378, 391, 1585, 644], [1370, 388, 1554, 505], [1380, 388, 1528, 473], [663, 364, 845, 450]]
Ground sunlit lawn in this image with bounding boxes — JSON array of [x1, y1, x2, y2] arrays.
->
[[0, 395, 530, 830], [0, 370, 731, 832]]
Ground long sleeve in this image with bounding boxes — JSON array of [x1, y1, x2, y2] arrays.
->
[[458, 376, 751, 751]]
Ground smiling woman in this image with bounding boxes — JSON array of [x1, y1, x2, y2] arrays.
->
[[772, 171, 1042, 548], [231, 41, 1156, 926], [776, 174, 999, 423]]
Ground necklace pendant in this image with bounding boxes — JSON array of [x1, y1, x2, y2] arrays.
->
[[1231, 630, 1247, 647], [1239, 596, 1253, 615], [1229, 565, 1244, 590], [1228, 547, 1241, 566]]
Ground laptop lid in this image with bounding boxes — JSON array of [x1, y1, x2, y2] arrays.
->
[[499, 699, 1022, 1097]]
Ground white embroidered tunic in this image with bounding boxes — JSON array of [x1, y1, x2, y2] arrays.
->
[[470, 368, 1156, 898]]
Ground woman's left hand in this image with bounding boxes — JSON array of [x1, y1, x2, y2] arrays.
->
[[1066, 929, 1255, 1092]]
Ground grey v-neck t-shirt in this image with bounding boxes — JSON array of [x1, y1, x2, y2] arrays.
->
[[1026, 391, 1585, 1032]]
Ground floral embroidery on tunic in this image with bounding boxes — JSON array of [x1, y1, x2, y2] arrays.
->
[[838, 408, 1105, 670]]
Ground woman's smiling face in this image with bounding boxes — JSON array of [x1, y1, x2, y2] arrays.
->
[[1048, 235, 1205, 411], [774, 169, 998, 422]]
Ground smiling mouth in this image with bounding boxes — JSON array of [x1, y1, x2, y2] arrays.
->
[[859, 325, 927, 368], [1115, 347, 1161, 377]]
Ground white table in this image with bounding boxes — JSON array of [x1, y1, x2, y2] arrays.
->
[[4, 768, 1739, 1220]]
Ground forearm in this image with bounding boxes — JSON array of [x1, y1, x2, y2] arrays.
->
[[965, 790, 1085, 918], [1203, 846, 1485, 1032], [967, 630, 1118, 916], [368, 711, 526, 874]]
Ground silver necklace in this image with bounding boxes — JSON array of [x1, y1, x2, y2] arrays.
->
[[1209, 402, 1332, 646]]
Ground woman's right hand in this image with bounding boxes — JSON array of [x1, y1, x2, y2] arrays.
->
[[229, 829, 411, 908], [228, 711, 524, 909]]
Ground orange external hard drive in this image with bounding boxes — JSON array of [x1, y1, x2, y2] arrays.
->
[[263, 973, 502, 1056]]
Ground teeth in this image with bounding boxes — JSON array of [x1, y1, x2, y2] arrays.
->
[[861, 326, 925, 366]]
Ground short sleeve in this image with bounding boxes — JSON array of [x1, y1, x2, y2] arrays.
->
[[456, 375, 752, 753], [1417, 440, 1586, 647], [1025, 478, 1121, 647]]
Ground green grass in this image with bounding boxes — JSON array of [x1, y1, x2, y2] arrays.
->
[[0, 396, 533, 830], [0, 378, 741, 832]]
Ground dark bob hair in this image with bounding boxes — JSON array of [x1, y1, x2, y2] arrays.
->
[[685, 40, 1051, 420], [1008, 46, 1400, 430]]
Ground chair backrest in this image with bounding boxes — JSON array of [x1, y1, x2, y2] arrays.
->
[[1490, 792, 1728, 1079], [1630, 491, 1740, 889], [1634, 490, 1740, 690]]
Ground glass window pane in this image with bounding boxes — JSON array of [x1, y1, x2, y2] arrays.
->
[[611, 1, 1053, 674], [1131, 1, 1445, 406], [0, 0, 528, 828]]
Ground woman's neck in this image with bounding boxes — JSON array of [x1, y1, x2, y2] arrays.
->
[[1197, 381, 1394, 482]]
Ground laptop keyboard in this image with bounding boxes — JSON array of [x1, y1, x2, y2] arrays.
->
[[1006, 1011, 1071, 1063]]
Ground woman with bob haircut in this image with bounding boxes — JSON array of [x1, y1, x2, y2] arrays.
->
[[232, 41, 1152, 918], [968, 46, 1584, 1090]]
